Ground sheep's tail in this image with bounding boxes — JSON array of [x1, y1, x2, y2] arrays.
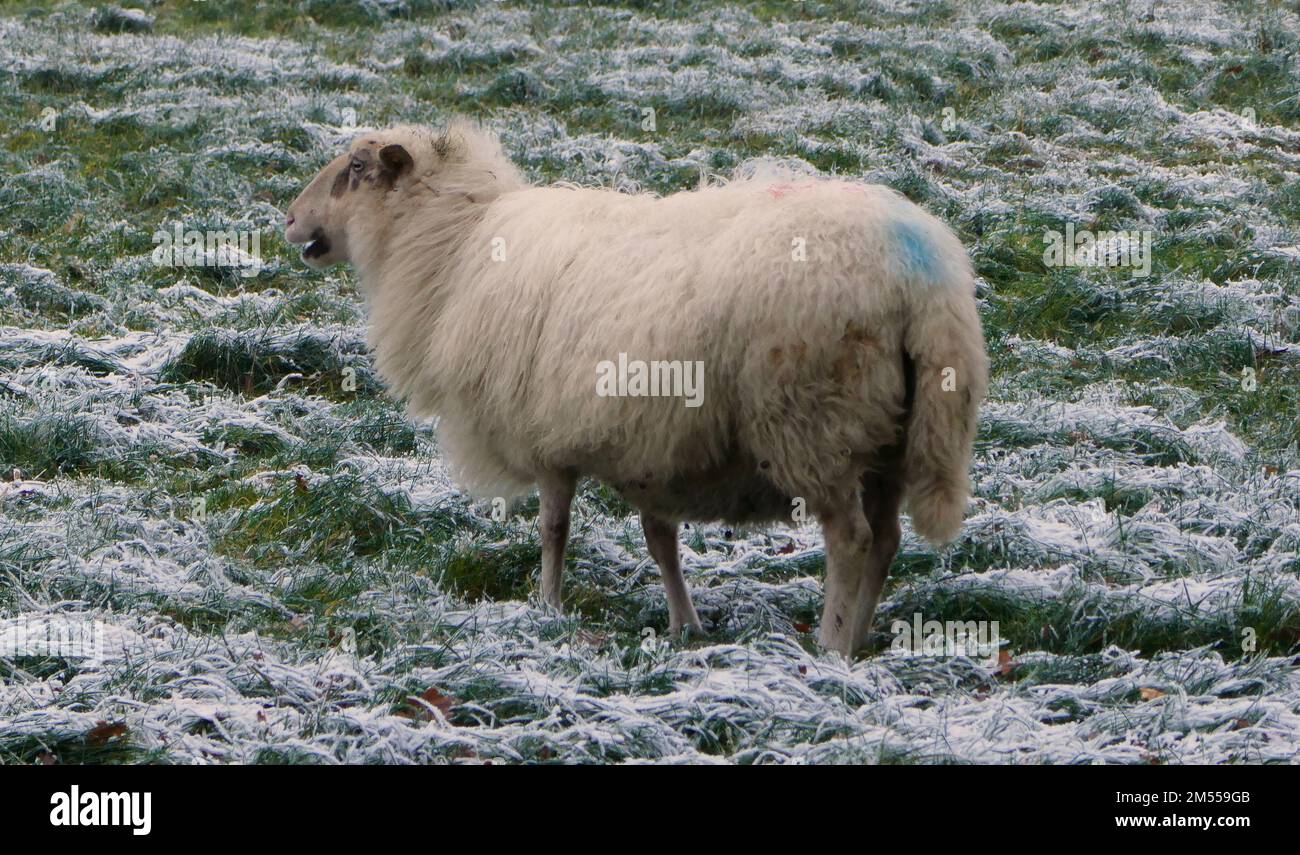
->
[[899, 289, 988, 545]]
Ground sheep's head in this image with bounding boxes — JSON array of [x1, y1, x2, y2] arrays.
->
[[287, 121, 520, 271], [284, 132, 418, 269]]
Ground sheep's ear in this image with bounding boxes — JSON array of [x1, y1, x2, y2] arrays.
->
[[378, 144, 414, 181]]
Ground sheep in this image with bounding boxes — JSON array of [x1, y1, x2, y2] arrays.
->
[[285, 119, 988, 657]]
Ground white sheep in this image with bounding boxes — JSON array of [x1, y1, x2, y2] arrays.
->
[[285, 120, 988, 656]]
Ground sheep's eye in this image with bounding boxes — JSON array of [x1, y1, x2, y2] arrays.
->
[[350, 158, 364, 173]]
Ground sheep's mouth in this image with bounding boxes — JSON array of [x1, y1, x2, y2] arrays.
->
[[302, 230, 331, 260]]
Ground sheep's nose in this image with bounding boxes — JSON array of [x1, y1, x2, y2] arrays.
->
[[285, 213, 296, 228]]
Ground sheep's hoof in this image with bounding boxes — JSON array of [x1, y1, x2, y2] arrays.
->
[[671, 622, 706, 642]]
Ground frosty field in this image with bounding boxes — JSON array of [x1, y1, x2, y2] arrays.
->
[[1, 0, 1298, 764]]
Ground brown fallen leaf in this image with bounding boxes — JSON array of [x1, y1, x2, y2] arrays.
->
[[997, 650, 1016, 677], [792, 622, 812, 633], [85, 721, 128, 746], [397, 687, 459, 722], [36, 752, 57, 765], [1139, 687, 1165, 701], [577, 629, 611, 647], [774, 541, 796, 555]]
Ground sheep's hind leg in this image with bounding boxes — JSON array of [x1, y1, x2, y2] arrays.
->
[[849, 473, 904, 654], [642, 513, 703, 637], [815, 496, 874, 657], [538, 471, 577, 611]]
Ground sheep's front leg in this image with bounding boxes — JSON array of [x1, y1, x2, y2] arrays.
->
[[641, 513, 703, 637], [816, 498, 874, 657], [538, 471, 577, 611]]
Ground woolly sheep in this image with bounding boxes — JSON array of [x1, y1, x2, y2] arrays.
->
[[285, 120, 988, 656]]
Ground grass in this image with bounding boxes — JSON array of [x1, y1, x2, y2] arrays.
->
[[160, 327, 379, 396]]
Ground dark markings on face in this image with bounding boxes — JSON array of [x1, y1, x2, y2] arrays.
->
[[349, 149, 373, 192], [330, 144, 411, 198], [329, 166, 349, 198], [329, 148, 376, 198]]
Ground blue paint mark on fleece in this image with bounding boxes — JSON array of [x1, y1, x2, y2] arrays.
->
[[892, 217, 942, 287]]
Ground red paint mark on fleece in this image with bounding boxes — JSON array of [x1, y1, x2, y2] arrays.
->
[[765, 180, 868, 199], [765, 182, 803, 199]]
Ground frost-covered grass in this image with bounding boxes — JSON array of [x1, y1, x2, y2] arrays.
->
[[1, 0, 1298, 764]]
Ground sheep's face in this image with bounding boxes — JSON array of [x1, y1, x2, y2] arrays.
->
[[285, 137, 415, 269]]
